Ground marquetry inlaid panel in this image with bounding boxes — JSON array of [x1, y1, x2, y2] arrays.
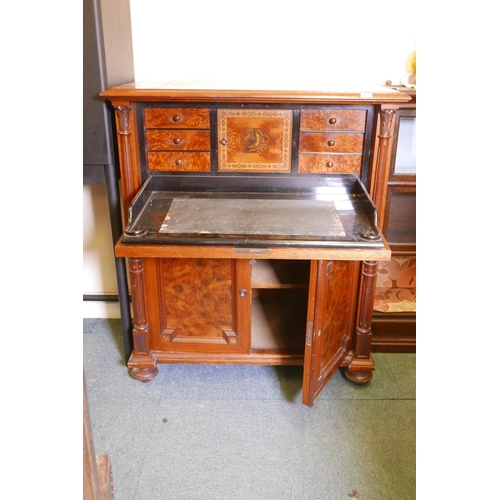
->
[[217, 109, 293, 172]]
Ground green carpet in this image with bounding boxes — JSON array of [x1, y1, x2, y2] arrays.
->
[[84, 318, 415, 500]]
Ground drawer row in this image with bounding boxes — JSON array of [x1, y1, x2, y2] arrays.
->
[[146, 152, 362, 174], [144, 108, 366, 131], [143, 107, 366, 174]]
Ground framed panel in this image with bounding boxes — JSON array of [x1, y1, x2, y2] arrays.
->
[[218, 109, 293, 172], [149, 258, 252, 354], [389, 108, 416, 182]]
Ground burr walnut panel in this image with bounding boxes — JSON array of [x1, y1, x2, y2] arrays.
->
[[298, 110, 365, 176], [300, 109, 366, 131], [147, 152, 211, 171], [144, 107, 210, 129], [319, 261, 358, 371], [298, 132, 364, 153], [302, 260, 359, 405], [152, 258, 250, 353], [298, 154, 362, 174], [145, 129, 210, 151]]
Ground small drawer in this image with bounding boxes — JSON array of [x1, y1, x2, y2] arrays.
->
[[300, 110, 366, 131], [298, 154, 362, 174], [144, 108, 210, 129], [299, 132, 364, 153], [147, 152, 211, 172], [146, 130, 211, 151]]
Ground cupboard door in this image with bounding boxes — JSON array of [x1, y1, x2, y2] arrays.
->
[[302, 260, 360, 407], [148, 258, 252, 354]]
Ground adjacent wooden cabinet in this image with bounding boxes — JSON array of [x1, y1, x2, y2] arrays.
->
[[372, 87, 416, 352], [101, 82, 410, 406]]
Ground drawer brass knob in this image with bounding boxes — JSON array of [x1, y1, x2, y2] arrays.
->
[[329, 118, 337, 125], [239, 289, 248, 298], [175, 159, 182, 166], [220, 138, 228, 146], [326, 161, 334, 168], [172, 115, 181, 122], [327, 140, 335, 147], [173, 138, 181, 144]]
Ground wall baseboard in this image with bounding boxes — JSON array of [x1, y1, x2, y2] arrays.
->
[[84, 294, 117, 302], [83, 300, 124, 319]]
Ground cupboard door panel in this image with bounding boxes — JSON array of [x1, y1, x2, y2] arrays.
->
[[149, 258, 251, 353], [302, 260, 359, 407]]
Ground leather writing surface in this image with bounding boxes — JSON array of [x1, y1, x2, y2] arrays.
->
[[159, 198, 345, 238]]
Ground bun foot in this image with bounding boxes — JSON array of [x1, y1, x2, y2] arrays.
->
[[131, 366, 159, 382], [344, 369, 373, 385]]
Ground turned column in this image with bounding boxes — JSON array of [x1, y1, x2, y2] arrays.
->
[[112, 103, 142, 214], [345, 260, 378, 384], [370, 106, 398, 229], [127, 257, 159, 381]]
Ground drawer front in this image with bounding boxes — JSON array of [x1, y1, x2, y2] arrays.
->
[[298, 154, 362, 174], [144, 108, 210, 129], [147, 152, 211, 172], [146, 130, 211, 151], [299, 132, 364, 153], [300, 109, 366, 131]]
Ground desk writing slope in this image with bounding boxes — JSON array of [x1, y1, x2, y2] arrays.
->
[[160, 198, 346, 238]]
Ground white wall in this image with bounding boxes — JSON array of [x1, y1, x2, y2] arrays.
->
[[83, 0, 416, 318], [129, 0, 415, 85], [83, 184, 123, 318]]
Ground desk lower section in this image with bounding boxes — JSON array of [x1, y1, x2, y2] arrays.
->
[[117, 251, 387, 406]]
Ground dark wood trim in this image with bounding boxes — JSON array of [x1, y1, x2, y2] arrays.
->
[[83, 294, 131, 302], [371, 311, 416, 353]]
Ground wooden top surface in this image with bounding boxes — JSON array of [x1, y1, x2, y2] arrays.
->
[[100, 80, 411, 104], [115, 237, 391, 262]]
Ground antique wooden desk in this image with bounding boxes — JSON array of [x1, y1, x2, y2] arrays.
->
[[101, 81, 409, 406]]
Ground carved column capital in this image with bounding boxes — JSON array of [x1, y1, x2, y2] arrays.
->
[[378, 108, 396, 138], [114, 105, 132, 135]]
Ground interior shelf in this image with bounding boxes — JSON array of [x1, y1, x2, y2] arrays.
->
[[251, 260, 310, 289], [250, 291, 308, 352]]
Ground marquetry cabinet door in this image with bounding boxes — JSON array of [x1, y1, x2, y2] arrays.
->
[[145, 258, 252, 354], [302, 260, 360, 407]]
